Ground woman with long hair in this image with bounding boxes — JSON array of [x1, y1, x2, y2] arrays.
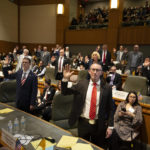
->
[[111, 91, 143, 150]]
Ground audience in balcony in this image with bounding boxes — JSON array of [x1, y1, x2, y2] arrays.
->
[[123, 1, 150, 25]]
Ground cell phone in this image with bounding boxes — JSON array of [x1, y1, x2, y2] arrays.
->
[[121, 108, 126, 112]]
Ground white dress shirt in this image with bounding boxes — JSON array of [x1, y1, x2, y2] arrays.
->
[[58, 56, 64, 72], [22, 69, 30, 79], [81, 79, 101, 119], [102, 50, 107, 64]]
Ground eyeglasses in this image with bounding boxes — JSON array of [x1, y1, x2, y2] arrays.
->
[[129, 96, 136, 98], [90, 68, 102, 72], [22, 61, 29, 64]]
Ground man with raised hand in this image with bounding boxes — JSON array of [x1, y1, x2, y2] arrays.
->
[[61, 63, 114, 148]]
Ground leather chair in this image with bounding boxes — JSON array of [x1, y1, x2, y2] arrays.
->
[[122, 76, 148, 95], [77, 70, 88, 81], [51, 93, 77, 136], [0, 80, 16, 106], [45, 67, 57, 85]]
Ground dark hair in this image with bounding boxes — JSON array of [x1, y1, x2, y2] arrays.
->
[[23, 57, 31, 64], [45, 79, 51, 85], [126, 91, 139, 106]]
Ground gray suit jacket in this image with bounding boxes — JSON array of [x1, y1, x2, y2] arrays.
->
[[40, 51, 50, 66], [126, 51, 143, 70]]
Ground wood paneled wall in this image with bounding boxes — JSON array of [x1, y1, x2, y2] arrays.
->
[[18, 0, 64, 5], [119, 26, 150, 45], [0, 41, 18, 54], [65, 26, 150, 47], [65, 29, 108, 45]]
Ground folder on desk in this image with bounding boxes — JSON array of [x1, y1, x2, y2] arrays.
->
[[0, 108, 14, 114], [31, 137, 55, 150], [71, 143, 94, 150], [57, 135, 78, 148]]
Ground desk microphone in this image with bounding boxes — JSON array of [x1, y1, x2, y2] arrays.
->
[[44, 137, 55, 143]]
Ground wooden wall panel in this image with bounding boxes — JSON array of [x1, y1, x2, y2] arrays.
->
[[19, 0, 64, 5], [119, 26, 150, 45], [0, 41, 18, 54], [56, 0, 70, 45], [65, 29, 108, 45]]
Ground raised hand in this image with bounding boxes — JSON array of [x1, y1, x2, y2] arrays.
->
[[63, 64, 74, 80], [51, 56, 56, 62]]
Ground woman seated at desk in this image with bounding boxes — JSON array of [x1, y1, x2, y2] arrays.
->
[[110, 91, 143, 150], [37, 79, 56, 121]]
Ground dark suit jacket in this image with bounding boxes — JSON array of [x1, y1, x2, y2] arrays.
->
[[99, 50, 111, 66], [61, 79, 114, 132], [106, 73, 122, 90], [3, 68, 37, 112], [41, 86, 56, 105], [52, 56, 69, 76], [142, 66, 150, 85]]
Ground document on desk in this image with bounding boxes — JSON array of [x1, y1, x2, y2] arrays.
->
[[72, 143, 94, 150], [31, 137, 55, 150], [0, 108, 14, 114], [112, 90, 128, 100], [57, 135, 78, 148]]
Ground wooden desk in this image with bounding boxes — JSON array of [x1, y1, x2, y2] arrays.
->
[[0, 102, 103, 150], [114, 97, 150, 145]]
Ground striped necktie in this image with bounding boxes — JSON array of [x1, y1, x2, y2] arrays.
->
[[21, 73, 26, 86]]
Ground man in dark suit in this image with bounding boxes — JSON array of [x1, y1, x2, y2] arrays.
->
[[3, 57, 37, 113], [99, 44, 111, 71], [61, 63, 114, 148], [106, 65, 122, 90], [142, 56, 150, 86], [65, 46, 72, 59], [51, 48, 69, 80]]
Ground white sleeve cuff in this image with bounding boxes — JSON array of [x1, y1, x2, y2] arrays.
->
[[62, 78, 69, 82]]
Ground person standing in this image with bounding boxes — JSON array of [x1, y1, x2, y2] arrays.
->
[[40, 46, 50, 67], [61, 63, 114, 148], [51, 48, 69, 80], [126, 45, 143, 74], [99, 44, 111, 71], [3, 57, 37, 113]]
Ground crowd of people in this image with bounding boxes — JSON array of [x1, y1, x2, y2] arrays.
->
[[70, 1, 150, 28], [0, 43, 149, 149], [123, 1, 150, 24], [71, 8, 109, 26]]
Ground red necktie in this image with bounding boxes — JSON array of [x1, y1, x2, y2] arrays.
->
[[103, 51, 106, 64], [89, 83, 97, 120], [58, 57, 62, 71], [21, 73, 26, 86]]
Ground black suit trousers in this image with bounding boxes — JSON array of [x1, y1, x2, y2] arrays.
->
[[78, 117, 107, 149]]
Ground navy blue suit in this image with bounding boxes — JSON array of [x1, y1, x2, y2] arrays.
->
[[3, 68, 38, 112]]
